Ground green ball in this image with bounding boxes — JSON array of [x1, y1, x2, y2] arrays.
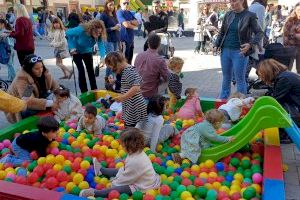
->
[[83, 157, 92, 163], [218, 171, 226, 177], [230, 157, 240, 167], [207, 189, 217, 198], [73, 132, 79, 138], [63, 166, 72, 174], [71, 186, 80, 195], [162, 197, 171, 200], [132, 191, 143, 200], [197, 186, 208, 198], [181, 163, 190, 169], [241, 159, 251, 169], [227, 171, 235, 176], [244, 178, 253, 184], [222, 181, 231, 187], [187, 185, 196, 195], [173, 176, 182, 184], [165, 167, 175, 176], [244, 169, 253, 178], [189, 175, 196, 182], [170, 181, 180, 191], [100, 161, 107, 168], [4, 178, 13, 182], [66, 145, 72, 152], [87, 140, 95, 148], [170, 191, 179, 198], [119, 193, 129, 200], [176, 185, 186, 194], [96, 197, 104, 200], [155, 195, 164, 200], [242, 187, 256, 199]]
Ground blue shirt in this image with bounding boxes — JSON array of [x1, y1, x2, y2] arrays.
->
[[116, 9, 136, 43], [100, 13, 120, 43], [66, 25, 106, 58], [223, 13, 241, 50]]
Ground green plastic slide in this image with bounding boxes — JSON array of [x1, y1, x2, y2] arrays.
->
[[199, 96, 292, 162], [135, 0, 146, 9]]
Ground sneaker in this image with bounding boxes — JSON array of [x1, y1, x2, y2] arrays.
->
[[79, 188, 95, 197], [93, 158, 102, 176]]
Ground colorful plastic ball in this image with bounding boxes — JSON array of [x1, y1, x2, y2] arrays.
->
[[206, 189, 217, 199], [66, 182, 76, 192], [215, 162, 225, 171], [181, 191, 192, 200], [80, 160, 90, 170], [242, 187, 256, 199], [71, 186, 81, 195], [252, 173, 263, 184], [132, 191, 143, 200], [241, 159, 251, 169], [187, 185, 196, 195], [204, 160, 214, 168], [28, 172, 39, 184], [2, 139, 11, 148], [16, 168, 27, 177], [230, 158, 240, 167], [108, 190, 120, 199], [160, 185, 171, 196], [45, 177, 58, 189], [119, 193, 129, 200], [73, 173, 84, 184], [176, 185, 186, 194]]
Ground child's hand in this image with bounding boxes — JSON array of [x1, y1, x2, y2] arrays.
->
[[52, 101, 59, 111], [228, 136, 235, 142]]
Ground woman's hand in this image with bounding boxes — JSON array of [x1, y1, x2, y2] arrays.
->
[[240, 43, 251, 55], [295, 33, 300, 40], [114, 95, 125, 103]]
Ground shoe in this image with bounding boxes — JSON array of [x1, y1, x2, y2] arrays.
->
[[79, 188, 95, 197], [93, 158, 102, 176]]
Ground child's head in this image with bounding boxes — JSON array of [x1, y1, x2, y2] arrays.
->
[[205, 109, 225, 129], [0, 19, 12, 31], [37, 116, 59, 141], [120, 128, 145, 154], [147, 95, 166, 116], [84, 104, 97, 125], [168, 57, 184, 74], [185, 88, 198, 98], [229, 92, 245, 99], [54, 85, 70, 103], [51, 17, 64, 30]]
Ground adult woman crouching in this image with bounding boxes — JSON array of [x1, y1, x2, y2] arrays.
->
[[66, 20, 106, 93], [214, 0, 264, 99], [6, 54, 59, 123], [257, 59, 300, 126]]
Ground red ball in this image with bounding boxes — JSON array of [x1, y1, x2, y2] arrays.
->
[[71, 162, 80, 171], [106, 157, 115, 164], [200, 167, 209, 173], [153, 157, 162, 165], [21, 161, 30, 168], [33, 166, 45, 176], [45, 169, 57, 177], [108, 190, 120, 199], [74, 152, 82, 158], [144, 194, 155, 200], [77, 169, 87, 176], [182, 178, 192, 186], [231, 192, 241, 200], [28, 172, 39, 184], [56, 171, 68, 182], [160, 185, 171, 196], [216, 176, 225, 182], [217, 191, 228, 200], [96, 184, 105, 190], [15, 176, 27, 185], [30, 151, 38, 160], [207, 177, 215, 184], [43, 163, 53, 171], [45, 177, 58, 189], [108, 162, 115, 168], [92, 149, 101, 157], [194, 178, 204, 187]]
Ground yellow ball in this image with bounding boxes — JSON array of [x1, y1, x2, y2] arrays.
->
[[64, 160, 72, 166], [55, 155, 65, 164], [204, 183, 213, 190], [93, 144, 101, 151], [212, 182, 221, 190], [166, 160, 174, 167], [148, 154, 156, 161], [83, 138, 90, 144], [37, 157, 46, 165], [191, 165, 200, 173], [181, 191, 192, 200], [251, 184, 262, 193], [234, 173, 244, 182], [230, 185, 241, 192], [80, 160, 91, 170], [204, 160, 214, 168], [78, 181, 89, 189], [199, 172, 208, 179], [71, 141, 80, 148], [208, 172, 217, 178], [0, 171, 7, 180], [68, 128, 76, 134], [118, 149, 126, 158], [105, 149, 116, 158], [70, 172, 76, 178], [242, 156, 250, 161], [99, 177, 109, 185], [160, 174, 168, 181], [100, 145, 108, 154], [174, 145, 180, 151], [219, 186, 230, 194], [182, 159, 190, 164], [50, 141, 59, 148], [156, 144, 162, 152], [46, 155, 56, 165], [173, 163, 180, 169], [185, 198, 195, 200], [232, 180, 241, 186], [115, 162, 124, 169], [0, 163, 3, 170], [66, 182, 76, 192], [110, 140, 119, 149], [77, 135, 84, 142], [53, 164, 62, 171], [146, 189, 157, 196], [23, 130, 29, 134], [167, 176, 174, 182], [73, 173, 84, 185], [181, 171, 190, 178]]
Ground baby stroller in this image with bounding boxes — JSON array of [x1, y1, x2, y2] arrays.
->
[[156, 32, 175, 59], [248, 43, 297, 94], [196, 23, 219, 55]]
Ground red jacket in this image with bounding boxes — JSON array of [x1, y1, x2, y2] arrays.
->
[[10, 17, 34, 51]]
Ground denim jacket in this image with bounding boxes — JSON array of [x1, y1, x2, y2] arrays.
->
[[214, 10, 264, 56]]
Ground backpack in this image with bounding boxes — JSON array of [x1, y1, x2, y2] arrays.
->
[[0, 39, 11, 64]]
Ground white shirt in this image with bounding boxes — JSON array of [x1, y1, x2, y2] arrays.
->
[[77, 115, 106, 134], [218, 97, 254, 122]]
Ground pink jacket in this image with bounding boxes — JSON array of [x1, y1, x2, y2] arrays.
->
[[177, 95, 202, 119]]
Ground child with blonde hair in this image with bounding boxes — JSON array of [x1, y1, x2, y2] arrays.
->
[[52, 86, 83, 123], [172, 109, 234, 163], [218, 92, 254, 129], [176, 88, 204, 119], [79, 128, 161, 198], [168, 57, 184, 108], [47, 17, 72, 79]]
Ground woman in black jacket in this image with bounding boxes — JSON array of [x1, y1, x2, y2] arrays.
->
[[257, 59, 300, 126], [214, 0, 264, 99]]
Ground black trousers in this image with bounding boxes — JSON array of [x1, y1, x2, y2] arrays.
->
[[124, 41, 134, 64], [73, 53, 97, 93], [17, 50, 35, 66]]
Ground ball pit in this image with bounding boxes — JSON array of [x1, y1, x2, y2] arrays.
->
[[0, 99, 265, 200]]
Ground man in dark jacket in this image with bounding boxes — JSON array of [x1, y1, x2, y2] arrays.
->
[[68, 9, 80, 28]]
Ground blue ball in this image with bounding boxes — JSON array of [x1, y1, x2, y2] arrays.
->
[[175, 168, 183, 175], [56, 187, 65, 192], [215, 162, 225, 171], [85, 173, 94, 183], [166, 156, 172, 161], [61, 138, 69, 145], [225, 175, 234, 182], [90, 181, 97, 188], [16, 168, 27, 176]]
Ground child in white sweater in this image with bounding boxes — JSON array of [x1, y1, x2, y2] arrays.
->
[[79, 128, 161, 198], [52, 86, 83, 123]]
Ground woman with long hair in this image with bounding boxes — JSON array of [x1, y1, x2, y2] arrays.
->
[[214, 0, 263, 99], [283, 3, 300, 73], [9, 4, 34, 65], [66, 20, 106, 93], [47, 18, 72, 79]]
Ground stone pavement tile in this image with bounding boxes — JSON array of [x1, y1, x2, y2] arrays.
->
[[285, 183, 300, 200], [282, 144, 296, 161], [284, 171, 300, 185]]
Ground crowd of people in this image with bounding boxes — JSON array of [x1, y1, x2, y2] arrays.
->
[[0, 0, 299, 197]]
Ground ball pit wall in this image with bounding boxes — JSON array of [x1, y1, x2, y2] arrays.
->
[[0, 91, 287, 199]]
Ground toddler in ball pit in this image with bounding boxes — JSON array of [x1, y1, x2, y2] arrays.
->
[[0, 116, 59, 167], [172, 109, 234, 164], [176, 88, 204, 120], [79, 128, 161, 198], [52, 86, 83, 123], [77, 104, 106, 135]]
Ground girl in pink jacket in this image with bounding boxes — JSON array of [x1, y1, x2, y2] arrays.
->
[[176, 88, 204, 120]]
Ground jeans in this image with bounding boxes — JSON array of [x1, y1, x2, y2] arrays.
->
[[105, 42, 119, 53], [137, 24, 142, 36], [73, 53, 97, 93], [220, 48, 249, 99], [0, 138, 31, 167], [38, 23, 45, 35], [7, 50, 16, 81], [124, 41, 134, 64]]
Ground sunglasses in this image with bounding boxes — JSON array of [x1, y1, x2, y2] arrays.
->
[[123, 2, 130, 5], [29, 56, 42, 64]]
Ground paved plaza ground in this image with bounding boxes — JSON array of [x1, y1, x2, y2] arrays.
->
[[0, 37, 300, 199]]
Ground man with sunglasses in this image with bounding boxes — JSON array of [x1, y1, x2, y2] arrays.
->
[[116, 0, 139, 64]]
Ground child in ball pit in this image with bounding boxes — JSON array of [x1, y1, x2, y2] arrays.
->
[[52, 85, 83, 123], [167, 57, 184, 108], [135, 95, 179, 153], [0, 116, 59, 167], [76, 104, 106, 135], [218, 92, 255, 129], [176, 88, 204, 120], [79, 128, 161, 198], [172, 109, 234, 164]]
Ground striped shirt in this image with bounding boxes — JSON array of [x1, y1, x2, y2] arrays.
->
[[121, 65, 147, 126], [168, 72, 182, 99]]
